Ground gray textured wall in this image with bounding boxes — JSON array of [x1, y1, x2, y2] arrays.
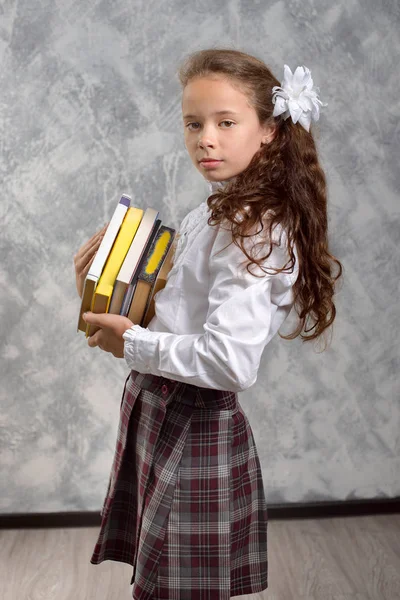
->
[[1, 0, 399, 515]]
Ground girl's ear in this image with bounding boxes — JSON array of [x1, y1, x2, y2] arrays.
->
[[261, 125, 277, 145]]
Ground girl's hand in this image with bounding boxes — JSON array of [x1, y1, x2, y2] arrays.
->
[[82, 312, 134, 358], [73, 224, 109, 298]]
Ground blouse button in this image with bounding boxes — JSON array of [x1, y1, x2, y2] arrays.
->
[[161, 384, 168, 395]]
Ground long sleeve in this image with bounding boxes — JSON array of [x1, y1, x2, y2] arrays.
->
[[123, 221, 297, 392]]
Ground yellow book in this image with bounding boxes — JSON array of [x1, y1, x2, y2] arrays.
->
[[86, 207, 143, 337]]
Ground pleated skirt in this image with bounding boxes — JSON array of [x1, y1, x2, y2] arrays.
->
[[90, 369, 268, 600]]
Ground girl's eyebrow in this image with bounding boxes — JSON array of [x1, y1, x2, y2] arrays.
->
[[183, 110, 240, 119]]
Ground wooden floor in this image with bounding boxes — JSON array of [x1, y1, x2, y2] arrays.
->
[[1, 514, 399, 599]]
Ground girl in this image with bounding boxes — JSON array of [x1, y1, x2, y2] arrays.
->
[[75, 48, 343, 600]]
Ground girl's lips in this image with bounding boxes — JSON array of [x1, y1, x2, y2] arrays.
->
[[200, 160, 222, 168]]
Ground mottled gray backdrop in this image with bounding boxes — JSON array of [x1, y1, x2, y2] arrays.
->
[[1, 0, 399, 514]]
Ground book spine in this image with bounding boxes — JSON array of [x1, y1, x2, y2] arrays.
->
[[87, 194, 131, 279], [120, 282, 136, 316]]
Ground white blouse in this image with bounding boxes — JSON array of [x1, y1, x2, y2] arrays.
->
[[122, 179, 299, 392]]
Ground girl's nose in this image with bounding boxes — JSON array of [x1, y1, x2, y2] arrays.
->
[[198, 135, 215, 148], [197, 124, 217, 148]]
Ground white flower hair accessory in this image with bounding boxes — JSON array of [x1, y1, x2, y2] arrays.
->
[[271, 64, 328, 132]]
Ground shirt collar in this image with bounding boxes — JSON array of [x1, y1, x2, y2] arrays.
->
[[206, 179, 233, 194]]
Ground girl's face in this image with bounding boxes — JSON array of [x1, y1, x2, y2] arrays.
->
[[182, 75, 275, 183]]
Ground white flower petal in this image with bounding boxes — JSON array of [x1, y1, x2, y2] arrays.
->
[[272, 86, 289, 101], [292, 66, 307, 93], [301, 67, 313, 91], [311, 102, 320, 121], [298, 112, 311, 132], [272, 95, 288, 117], [288, 99, 303, 124], [298, 93, 314, 112], [282, 64, 294, 89]]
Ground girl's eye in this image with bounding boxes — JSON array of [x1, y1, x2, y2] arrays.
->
[[186, 120, 235, 131]]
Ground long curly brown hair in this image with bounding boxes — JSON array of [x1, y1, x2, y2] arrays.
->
[[178, 48, 343, 351]]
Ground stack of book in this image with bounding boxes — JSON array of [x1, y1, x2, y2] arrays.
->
[[77, 194, 178, 338]]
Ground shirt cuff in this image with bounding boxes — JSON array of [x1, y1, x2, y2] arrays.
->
[[122, 324, 157, 373]]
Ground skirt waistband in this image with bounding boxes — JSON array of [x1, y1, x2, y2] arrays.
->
[[129, 369, 238, 411]]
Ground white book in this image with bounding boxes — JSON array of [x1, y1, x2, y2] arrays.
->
[[77, 194, 131, 333]]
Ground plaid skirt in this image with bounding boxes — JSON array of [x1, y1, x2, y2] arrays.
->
[[90, 369, 268, 600]]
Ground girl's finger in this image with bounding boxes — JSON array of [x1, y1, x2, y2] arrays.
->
[[74, 223, 108, 276], [75, 243, 102, 279], [83, 225, 107, 249], [75, 231, 105, 268], [82, 253, 96, 277], [76, 224, 108, 257]]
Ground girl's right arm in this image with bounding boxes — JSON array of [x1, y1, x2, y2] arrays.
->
[[73, 224, 108, 298], [122, 222, 298, 392]]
